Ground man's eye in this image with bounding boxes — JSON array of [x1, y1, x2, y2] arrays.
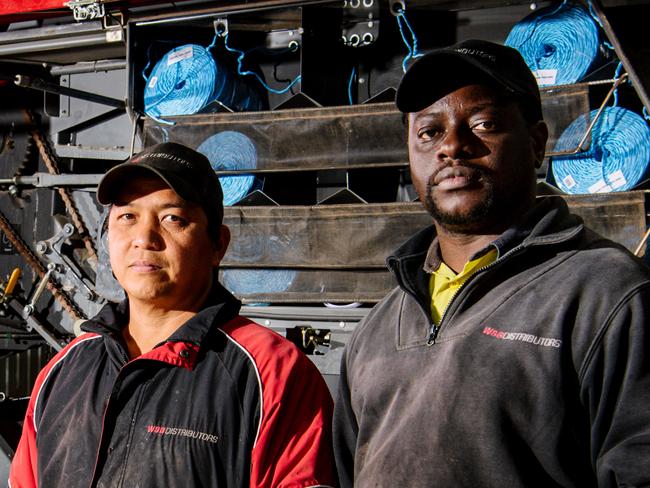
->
[[163, 214, 187, 225], [417, 127, 442, 141], [473, 120, 498, 131], [117, 212, 135, 221]]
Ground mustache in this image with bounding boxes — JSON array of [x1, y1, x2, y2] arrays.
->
[[430, 161, 490, 186]]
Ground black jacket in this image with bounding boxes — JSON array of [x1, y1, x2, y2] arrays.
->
[[11, 284, 336, 487], [334, 197, 650, 487]]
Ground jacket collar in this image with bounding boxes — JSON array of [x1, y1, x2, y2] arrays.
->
[[387, 197, 584, 298], [82, 282, 242, 349]]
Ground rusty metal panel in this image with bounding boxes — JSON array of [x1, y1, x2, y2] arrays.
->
[[541, 84, 592, 156], [560, 191, 648, 252], [144, 102, 408, 173], [221, 192, 647, 303], [143, 85, 589, 174], [222, 203, 431, 268], [220, 269, 395, 304]]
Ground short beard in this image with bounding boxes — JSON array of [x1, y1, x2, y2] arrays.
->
[[424, 184, 496, 233], [422, 160, 521, 234]]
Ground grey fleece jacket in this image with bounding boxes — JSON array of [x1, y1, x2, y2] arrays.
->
[[333, 197, 650, 487]]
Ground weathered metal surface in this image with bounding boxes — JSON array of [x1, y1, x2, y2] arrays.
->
[[0, 346, 54, 398], [222, 192, 648, 303], [223, 202, 429, 268], [144, 85, 589, 174], [561, 191, 648, 252], [144, 102, 409, 173]]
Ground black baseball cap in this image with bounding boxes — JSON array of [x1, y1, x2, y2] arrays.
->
[[396, 39, 542, 120], [97, 142, 224, 226]]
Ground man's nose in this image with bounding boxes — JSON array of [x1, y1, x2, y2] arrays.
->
[[132, 220, 163, 249], [436, 126, 474, 161]]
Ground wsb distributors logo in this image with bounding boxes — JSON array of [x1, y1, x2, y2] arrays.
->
[[482, 326, 562, 348], [147, 425, 219, 444]]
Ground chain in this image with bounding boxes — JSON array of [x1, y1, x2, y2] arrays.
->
[[22, 109, 99, 264], [0, 209, 84, 320]]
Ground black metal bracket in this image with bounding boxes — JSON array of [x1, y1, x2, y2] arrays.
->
[[14, 74, 126, 110]]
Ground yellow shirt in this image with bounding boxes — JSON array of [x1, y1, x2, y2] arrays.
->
[[429, 248, 498, 325]]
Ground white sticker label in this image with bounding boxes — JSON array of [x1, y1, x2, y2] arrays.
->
[[148, 76, 158, 89], [607, 169, 627, 189], [534, 69, 558, 86], [562, 174, 577, 189], [167, 45, 193, 66], [588, 179, 613, 194]]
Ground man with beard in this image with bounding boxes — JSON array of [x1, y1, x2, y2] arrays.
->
[[333, 39, 650, 487]]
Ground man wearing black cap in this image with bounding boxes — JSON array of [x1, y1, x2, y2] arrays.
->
[[10, 142, 337, 487], [333, 39, 650, 486]]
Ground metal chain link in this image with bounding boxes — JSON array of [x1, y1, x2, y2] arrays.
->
[[0, 209, 84, 320], [23, 109, 99, 264]]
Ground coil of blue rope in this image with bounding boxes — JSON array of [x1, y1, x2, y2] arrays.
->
[[505, 2, 600, 86], [144, 44, 218, 119], [551, 107, 650, 194], [197, 131, 260, 206], [222, 268, 296, 298], [143, 42, 265, 122]]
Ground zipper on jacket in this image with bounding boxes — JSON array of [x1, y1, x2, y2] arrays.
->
[[426, 244, 525, 345]]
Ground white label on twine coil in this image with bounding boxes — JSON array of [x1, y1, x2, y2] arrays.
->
[[562, 174, 577, 189], [588, 179, 613, 194], [534, 69, 557, 86], [167, 46, 193, 66], [148, 76, 158, 89], [607, 170, 627, 190]]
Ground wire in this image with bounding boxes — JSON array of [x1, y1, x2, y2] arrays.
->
[[585, 0, 614, 50], [221, 33, 302, 95], [394, 7, 423, 73], [611, 61, 625, 107], [505, 2, 601, 86], [348, 67, 357, 105], [551, 107, 650, 194]]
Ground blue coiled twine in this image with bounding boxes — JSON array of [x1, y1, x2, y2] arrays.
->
[[144, 44, 263, 118], [144, 45, 217, 117], [222, 269, 296, 298], [505, 3, 600, 86], [551, 107, 650, 194], [197, 131, 260, 206]]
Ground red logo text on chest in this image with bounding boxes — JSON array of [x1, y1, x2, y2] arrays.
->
[[147, 425, 219, 444], [482, 326, 562, 348]]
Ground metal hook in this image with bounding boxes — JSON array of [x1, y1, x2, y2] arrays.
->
[[390, 0, 405, 16], [214, 18, 229, 37]]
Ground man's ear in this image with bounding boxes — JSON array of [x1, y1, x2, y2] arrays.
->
[[530, 120, 549, 169], [212, 225, 231, 267]]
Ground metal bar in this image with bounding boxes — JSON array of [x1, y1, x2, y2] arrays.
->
[[241, 304, 370, 321], [14, 74, 125, 109], [57, 107, 125, 140], [0, 173, 103, 187], [547, 73, 628, 158], [24, 264, 58, 317], [586, 0, 650, 115], [634, 227, 650, 257], [0, 21, 104, 44], [50, 59, 126, 76], [132, 0, 333, 26], [0, 32, 112, 56], [7, 297, 66, 351]]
